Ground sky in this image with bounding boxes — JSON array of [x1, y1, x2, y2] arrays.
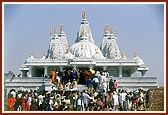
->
[[3, 3, 165, 86]]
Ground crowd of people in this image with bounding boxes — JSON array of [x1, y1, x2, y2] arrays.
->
[[5, 69, 150, 111]]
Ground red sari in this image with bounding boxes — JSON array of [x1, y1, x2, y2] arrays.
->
[[21, 96, 26, 111]]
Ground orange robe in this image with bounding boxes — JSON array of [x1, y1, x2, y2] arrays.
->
[[50, 70, 56, 83], [7, 97, 16, 111]]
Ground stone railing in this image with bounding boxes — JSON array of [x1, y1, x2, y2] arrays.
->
[[26, 57, 136, 63]]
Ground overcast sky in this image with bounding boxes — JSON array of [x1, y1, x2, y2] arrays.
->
[[3, 3, 165, 86]]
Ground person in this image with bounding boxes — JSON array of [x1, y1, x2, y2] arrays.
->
[[65, 80, 72, 90], [82, 90, 91, 111], [113, 91, 119, 111], [7, 94, 16, 111], [120, 90, 127, 111], [86, 78, 93, 90], [72, 79, 78, 90], [50, 69, 57, 85], [109, 79, 114, 92], [70, 70, 77, 82], [113, 80, 118, 91], [92, 76, 99, 92], [21, 94, 26, 111], [62, 69, 68, 85], [29, 98, 38, 111], [84, 70, 90, 84]]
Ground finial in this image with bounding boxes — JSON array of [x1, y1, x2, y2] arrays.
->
[[104, 24, 109, 32], [110, 27, 113, 34], [60, 24, 63, 32], [121, 52, 125, 58], [134, 52, 138, 57], [95, 47, 99, 53], [54, 25, 57, 35], [114, 25, 117, 36], [43, 52, 46, 56], [30, 51, 34, 56], [82, 9, 86, 19], [67, 47, 70, 52], [50, 25, 52, 37]]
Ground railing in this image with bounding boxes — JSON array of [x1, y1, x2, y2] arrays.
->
[[26, 57, 137, 63]]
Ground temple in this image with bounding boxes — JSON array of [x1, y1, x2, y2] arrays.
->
[[4, 9, 157, 94]]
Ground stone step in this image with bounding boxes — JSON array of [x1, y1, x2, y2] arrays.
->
[[5, 77, 45, 82], [5, 83, 43, 87], [109, 77, 157, 82], [117, 82, 157, 86]]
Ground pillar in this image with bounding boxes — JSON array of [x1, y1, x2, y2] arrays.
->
[[60, 66, 63, 71], [103, 66, 107, 71], [89, 65, 93, 71], [118, 66, 122, 77], [44, 66, 48, 76], [28, 66, 33, 77], [21, 70, 28, 77], [73, 65, 76, 70]]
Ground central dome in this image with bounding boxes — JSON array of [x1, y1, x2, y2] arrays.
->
[[70, 38, 105, 59]]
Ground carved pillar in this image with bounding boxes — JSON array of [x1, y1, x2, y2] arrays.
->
[[21, 70, 28, 77], [28, 66, 33, 77], [89, 65, 93, 71], [103, 66, 107, 71], [60, 66, 63, 71], [44, 66, 48, 76], [73, 65, 76, 70], [118, 66, 122, 77]]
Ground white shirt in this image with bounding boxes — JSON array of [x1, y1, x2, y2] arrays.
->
[[113, 94, 119, 105], [93, 77, 99, 83], [121, 92, 127, 101]]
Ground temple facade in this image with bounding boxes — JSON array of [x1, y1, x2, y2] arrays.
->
[[4, 9, 158, 95], [19, 9, 149, 78]]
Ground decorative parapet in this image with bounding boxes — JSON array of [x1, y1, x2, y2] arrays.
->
[[26, 57, 140, 63]]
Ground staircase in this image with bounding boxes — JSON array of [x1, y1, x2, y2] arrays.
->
[[4, 76, 158, 98]]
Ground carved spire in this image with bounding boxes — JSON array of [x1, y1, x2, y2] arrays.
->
[[134, 51, 138, 57], [50, 25, 52, 37], [121, 52, 126, 59], [104, 24, 109, 33], [114, 26, 117, 37], [110, 26, 113, 34], [82, 9, 86, 19], [60, 24, 63, 32], [54, 25, 57, 35], [30, 51, 34, 56]]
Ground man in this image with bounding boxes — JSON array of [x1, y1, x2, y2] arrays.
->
[[62, 69, 68, 85], [50, 69, 57, 85], [109, 79, 114, 92], [92, 76, 99, 92], [113, 91, 119, 111]]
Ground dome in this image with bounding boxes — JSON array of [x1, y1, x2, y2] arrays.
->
[[133, 55, 144, 65], [70, 39, 104, 59]]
